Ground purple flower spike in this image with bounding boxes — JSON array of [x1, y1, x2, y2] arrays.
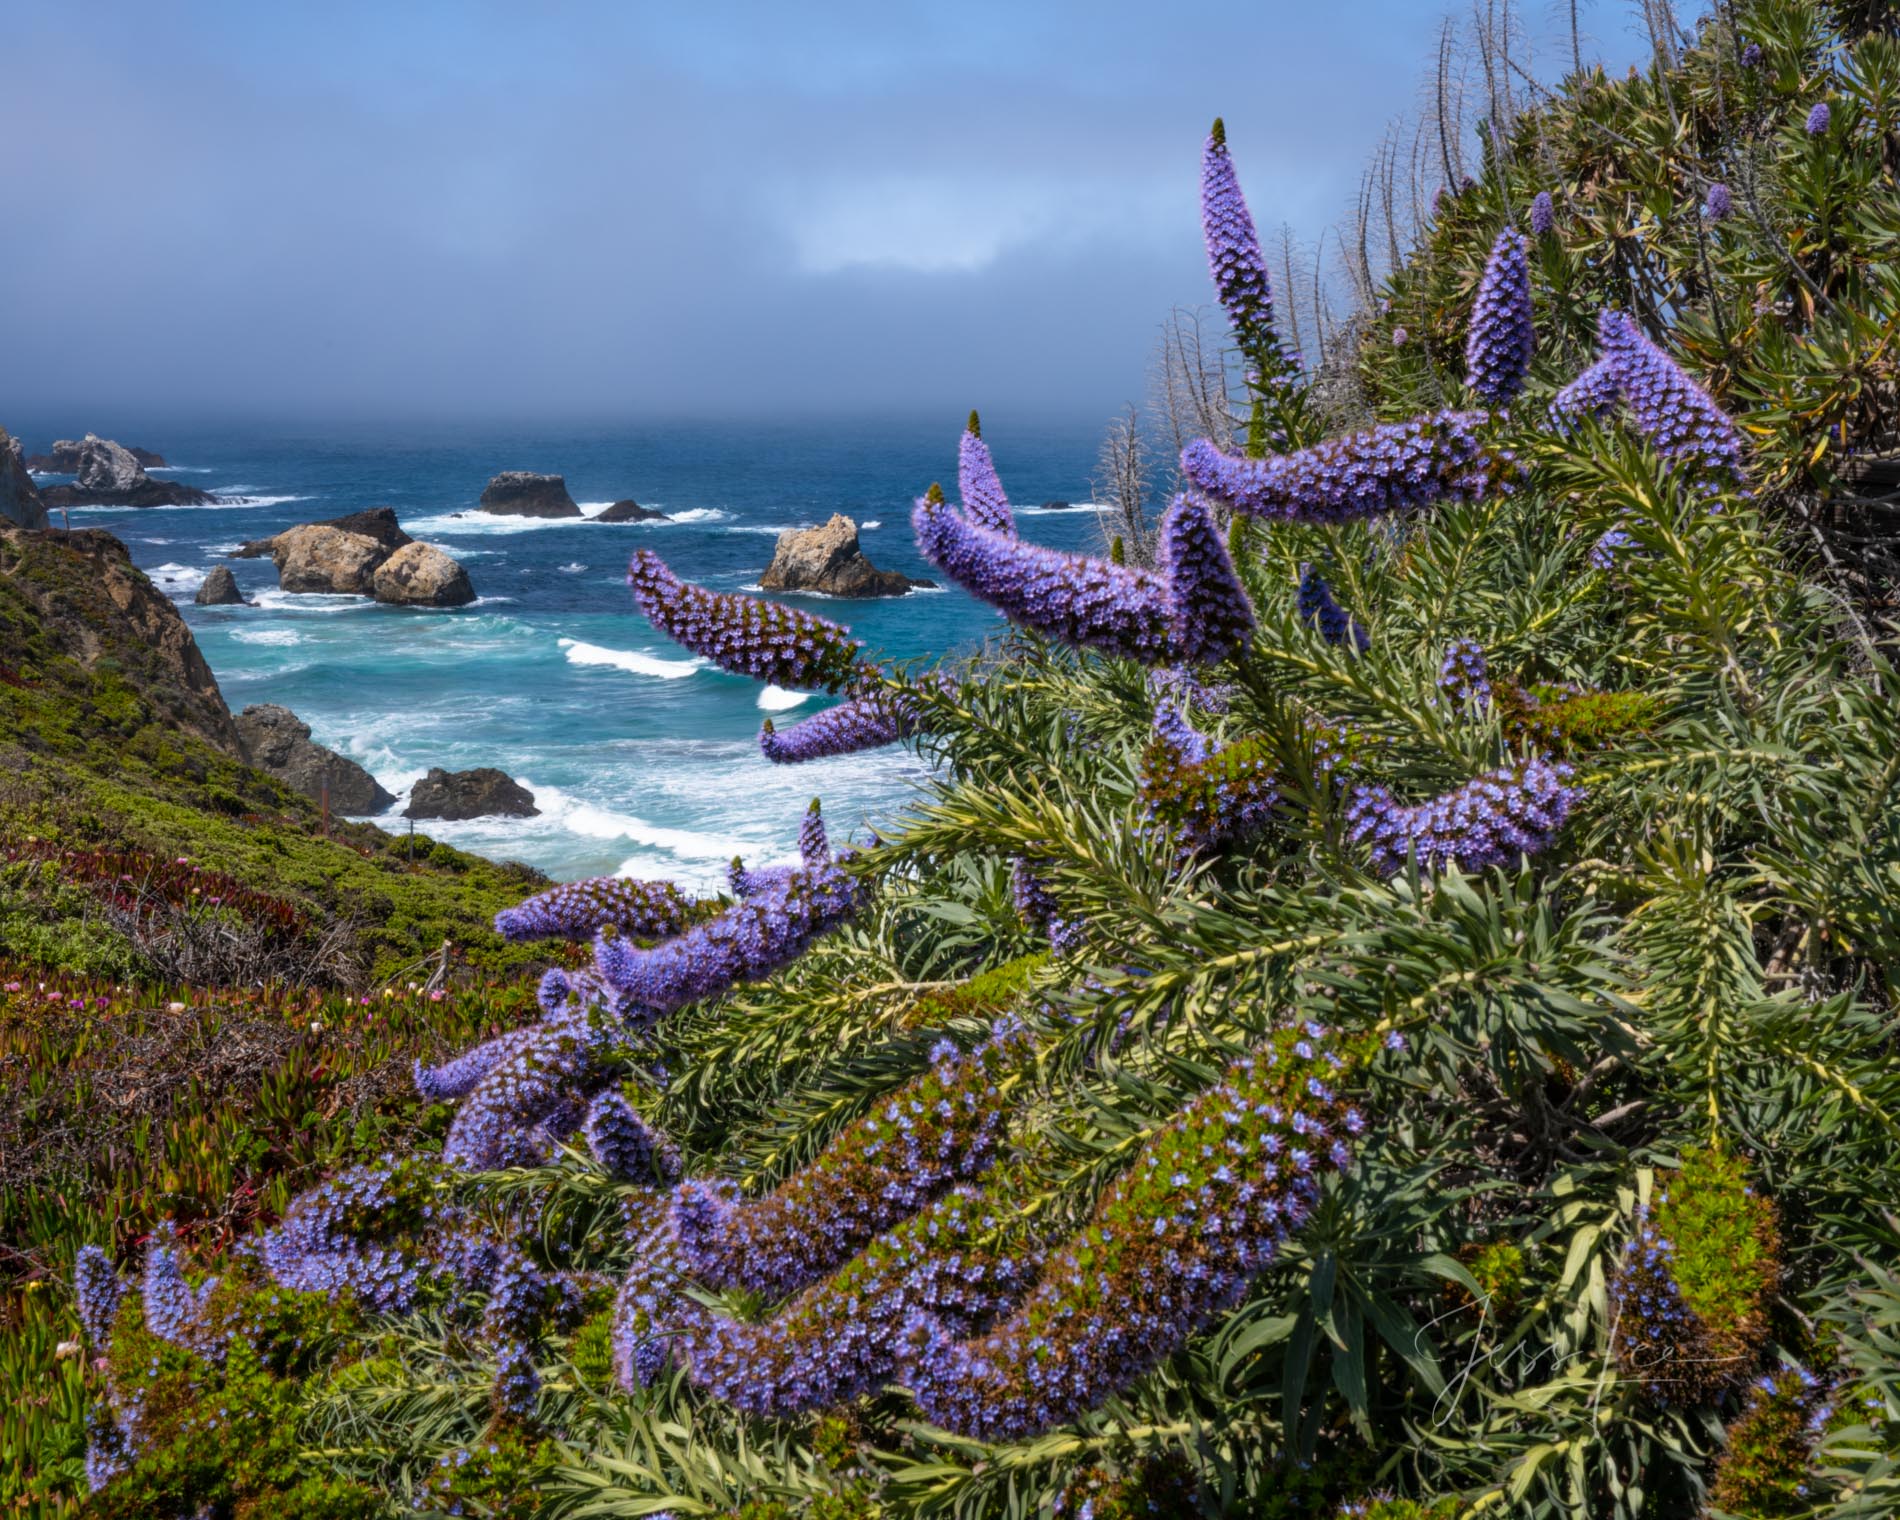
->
[[798, 800, 829, 867], [1010, 856, 1085, 953], [441, 1011, 612, 1171], [1157, 494, 1255, 666], [1181, 411, 1506, 524], [1550, 355, 1621, 426], [1466, 229, 1535, 406], [1139, 707, 1278, 860], [1704, 182, 1733, 221], [628, 550, 865, 691], [1437, 638, 1492, 708], [1529, 191, 1556, 236], [958, 411, 1015, 536], [1597, 310, 1748, 487], [142, 1223, 220, 1355], [1590, 524, 1634, 569], [584, 1089, 680, 1183], [495, 875, 695, 943], [1344, 754, 1581, 876], [259, 1159, 435, 1313], [1806, 101, 1831, 135], [74, 1245, 124, 1350], [85, 1406, 133, 1493], [914, 486, 1174, 663], [1202, 118, 1276, 345], [1297, 566, 1369, 651], [414, 1024, 534, 1102], [729, 857, 796, 899], [1741, 41, 1762, 67], [761, 688, 919, 764]]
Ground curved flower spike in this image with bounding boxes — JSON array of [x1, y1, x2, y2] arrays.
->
[[1344, 754, 1580, 876], [142, 1223, 221, 1355], [1529, 190, 1556, 236], [441, 1010, 613, 1170], [1596, 310, 1748, 488], [259, 1159, 435, 1313], [761, 688, 919, 764], [1201, 118, 1276, 346], [584, 1090, 680, 1183], [1180, 411, 1504, 524], [1465, 229, 1534, 406], [1549, 355, 1621, 426], [958, 411, 1016, 536], [414, 1024, 534, 1102], [74, 1245, 124, 1351], [914, 485, 1174, 663], [729, 857, 796, 899], [1156, 494, 1254, 666], [495, 875, 695, 943], [628, 550, 865, 691]]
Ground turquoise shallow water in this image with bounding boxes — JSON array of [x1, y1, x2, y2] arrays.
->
[[24, 417, 1106, 890]]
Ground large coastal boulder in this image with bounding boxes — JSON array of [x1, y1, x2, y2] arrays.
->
[[234, 506, 412, 563], [195, 565, 245, 605], [371, 542, 476, 607], [0, 428, 47, 530], [264, 524, 388, 594], [237, 704, 397, 814], [593, 498, 667, 522], [35, 435, 212, 508], [479, 472, 580, 517], [25, 439, 168, 472], [403, 766, 539, 821], [758, 513, 931, 598]]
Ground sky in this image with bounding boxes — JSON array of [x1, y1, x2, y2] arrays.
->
[[0, 1, 1666, 425]]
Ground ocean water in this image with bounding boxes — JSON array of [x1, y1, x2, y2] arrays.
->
[[26, 418, 1107, 891]]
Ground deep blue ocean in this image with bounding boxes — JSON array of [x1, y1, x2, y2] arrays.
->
[[23, 417, 1106, 891]]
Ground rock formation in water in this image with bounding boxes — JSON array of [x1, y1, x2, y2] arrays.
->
[[479, 472, 581, 517], [593, 498, 668, 522], [371, 542, 476, 607], [758, 514, 931, 598], [233, 508, 472, 605], [34, 435, 213, 508], [0, 429, 48, 530], [236, 704, 398, 814], [195, 565, 246, 605], [404, 766, 540, 820]]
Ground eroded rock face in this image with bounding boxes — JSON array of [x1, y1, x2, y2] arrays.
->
[[268, 525, 388, 595], [479, 472, 580, 517], [25, 439, 168, 472], [404, 766, 539, 820], [195, 565, 245, 605], [33, 435, 212, 508], [233, 506, 412, 563], [0, 429, 48, 530], [758, 513, 931, 598], [593, 499, 667, 522], [237, 704, 397, 814], [371, 542, 476, 606]]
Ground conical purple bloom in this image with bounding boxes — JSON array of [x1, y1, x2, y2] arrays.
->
[[1529, 191, 1556, 236], [913, 486, 1174, 663], [1597, 309, 1748, 487], [1704, 182, 1733, 221], [1296, 566, 1369, 651], [797, 799, 830, 868], [74, 1245, 124, 1351], [1806, 101, 1831, 135], [628, 550, 865, 691], [495, 874, 695, 943], [441, 1010, 612, 1171], [1156, 494, 1254, 665], [729, 857, 796, 899], [1201, 119, 1276, 345], [1550, 355, 1621, 426], [1181, 411, 1505, 524], [583, 1089, 680, 1183], [761, 688, 920, 764], [1466, 229, 1535, 406], [958, 411, 1015, 536], [85, 1405, 132, 1493], [1344, 754, 1581, 875], [1438, 638, 1492, 708], [1010, 856, 1085, 953], [414, 1024, 535, 1102], [142, 1223, 220, 1354]]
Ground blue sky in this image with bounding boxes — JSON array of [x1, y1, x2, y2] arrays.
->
[[0, 1, 1663, 423]]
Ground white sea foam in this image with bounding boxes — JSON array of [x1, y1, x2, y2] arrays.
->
[[559, 561, 588, 573], [663, 507, 729, 523], [250, 588, 373, 613], [728, 524, 798, 537], [559, 637, 703, 679], [861, 519, 881, 529], [402, 509, 593, 536], [758, 685, 812, 711], [229, 627, 304, 647], [212, 493, 312, 508], [148, 562, 208, 594], [146, 465, 214, 473], [1015, 501, 1100, 516]]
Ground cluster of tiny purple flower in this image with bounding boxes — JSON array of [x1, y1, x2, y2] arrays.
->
[[1806, 100, 1831, 135], [1594, 309, 1749, 487], [583, 1088, 681, 1183], [141, 1222, 224, 1358], [1344, 754, 1580, 876], [898, 1026, 1362, 1439], [1010, 856, 1087, 955], [258, 1156, 443, 1313], [1529, 190, 1556, 236], [628, 549, 866, 691], [75, 1243, 125, 1351], [1704, 182, 1733, 221], [493, 874, 694, 943], [1138, 703, 1279, 861], [1297, 566, 1369, 651], [1437, 638, 1492, 709], [760, 687, 922, 764], [439, 1009, 616, 1171], [1465, 229, 1535, 406], [959, 410, 1017, 535], [1201, 118, 1277, 351], [1179, 411, 1509, 525]]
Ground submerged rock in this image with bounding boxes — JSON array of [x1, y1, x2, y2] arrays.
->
[[1041, 499, 1077, 510], [479, 472, 580, 517], [593, 498, 668, 522], [0, 428, 47, 530], [759, 513, 932, 598], [404, 766, 539, 821], [237, 704, 396, 814], [194, 565, 245, 605], [371, 541, 476, 607]]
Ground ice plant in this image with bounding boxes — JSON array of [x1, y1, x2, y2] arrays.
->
[[627, 550, 865, 691], [1344, 754, 1580, 875], [1465, 229, 1535, 406], [1201, 118, 1276, 348], [494, 875, 694, 943], [1297, 566, 1369, 651], [1806, 101, 1831, 134], [1437, 638, 1492, 708], [74, 1245, 124, 1351], [1180, 411, 1506, 524], [1704, 182, 1733, 221], [1529, 190, 1556, 236], [669, 1037, 1014, 1300], [899, 1028, 1362, 1440], [958, 411, 1015, 535], [1597, 309, 1748, 487]]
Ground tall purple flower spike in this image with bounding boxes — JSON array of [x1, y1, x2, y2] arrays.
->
[[1010, 856, 1086, 955], [75, 1245, 124, 1350], [142, 1223, 221, 1355], [1201, 118, 1276, 345], [797, 799, 829, 867], [1529, 191, 1556, 236], [1597, 310, 1748, 487], [1550, 356, 1621, 425], [495, 875, 695, 943], [259, 1159, 433, 1313], [583, 1090, 680, 1183], [1297, 566, 1369, 652], [958, 411, 1015, 536], [1704, 183, 1733, 221], [1344, 754, 1581, 876], [1157, 494, 1255, 665], [1181, 411, 1506, 524], [628, 550, 865, 691], [1466, 229, 1535, 406], [1805, 101, 1830, 135], [441, 1010, 613, 1171], [761, 689, 919, 764]]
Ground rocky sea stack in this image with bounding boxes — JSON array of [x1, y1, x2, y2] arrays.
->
[[759, 513, 932, 597], [194, 565, 245, 606], [0, 428, 47, 530], [403, 766, 539, 820], [479, 471, 580, 517], [235, 703, 396, 814], [233, 507, 474, 606], [593, 498, 667, 522], [34, 435, 211, 508]]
